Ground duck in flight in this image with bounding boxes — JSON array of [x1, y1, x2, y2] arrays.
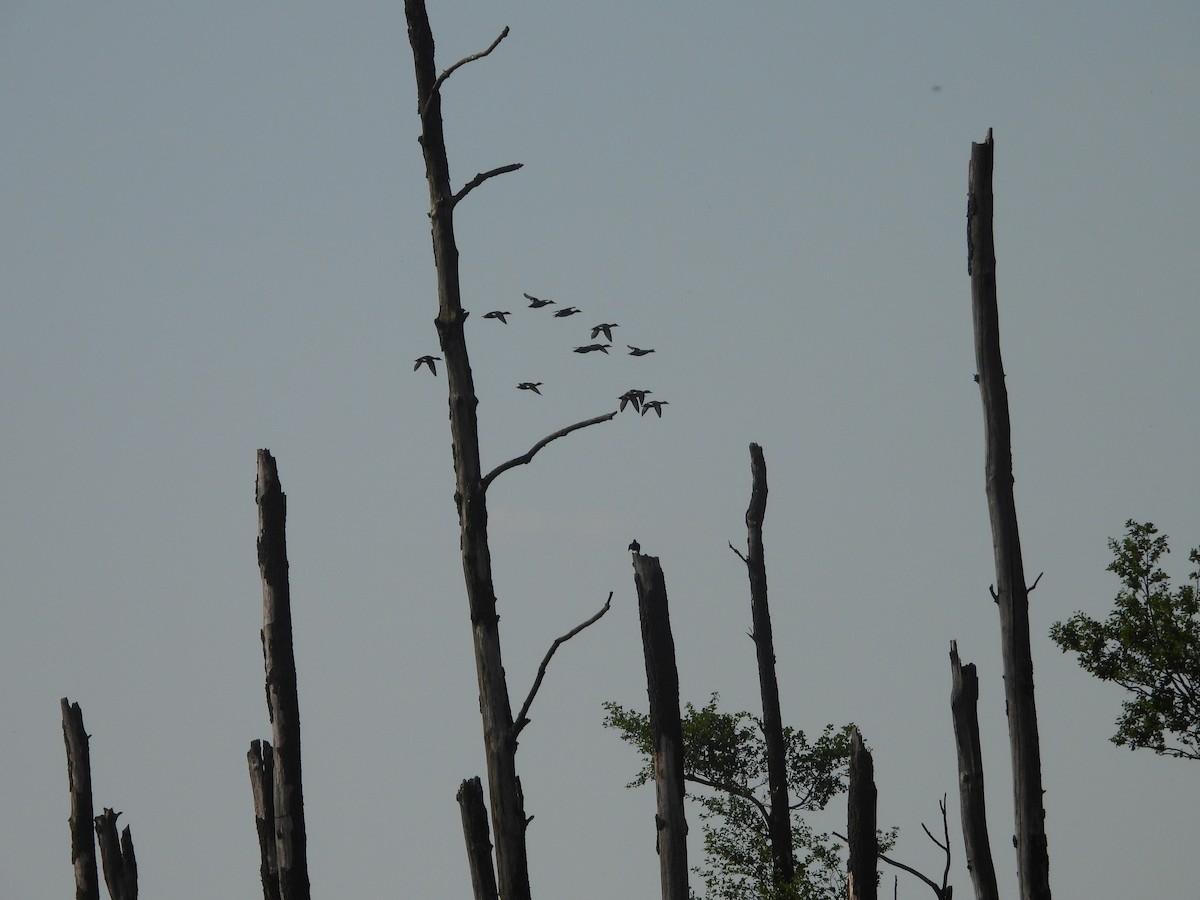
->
[[414, 355, 441, 375], [517, 382, 543, 395], [524, 293, 555, 308], [641, 400, 669, 417], [554, 306, 583, 318], [627, 345, 656, 356], [591, 323, 619, 342], [618, 388, 651, 413], [574, 343, 611, 354], [484, 310, 512, 323]]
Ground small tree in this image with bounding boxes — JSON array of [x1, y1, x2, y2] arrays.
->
[[1050, 520, 1200, 760]]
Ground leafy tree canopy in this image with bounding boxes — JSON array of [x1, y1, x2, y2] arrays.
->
[[1049, 520, 1200, 760]]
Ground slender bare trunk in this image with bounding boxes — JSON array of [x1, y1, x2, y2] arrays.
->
[[949, 642, 1000, 900], [458, 776, 500, 900], [247, 739, 280, 900], [846, 728, 877, 900], [94, 807, 137, 900], [255, 450, 310, 900], [967, 129, 1051, 900], [632, 553, 689, 900], [61, 698, 100, 900]]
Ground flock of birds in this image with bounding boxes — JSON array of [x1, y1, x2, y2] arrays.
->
[[414, 292, 667, 417]]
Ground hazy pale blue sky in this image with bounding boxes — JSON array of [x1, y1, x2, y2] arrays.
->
[[2, 2, 1197, 897]]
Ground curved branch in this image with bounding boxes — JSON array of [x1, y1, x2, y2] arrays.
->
[[482, 410, 618, 490], [513, 593, 613, 741], [685, 773, 771, 826], [453, 163, 524, 207], [423, 26, 511, 114]]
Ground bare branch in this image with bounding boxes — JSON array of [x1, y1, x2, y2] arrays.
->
[[1028, 571, 1044, 592], [453, 163, 524, 207], [727, 541, 748, 564], [482, 410, 618, 490], [835, 816, 954, 900], [686, 772, 772, 826], [513, 593, 613, 740], [424, 26, 511, 114]]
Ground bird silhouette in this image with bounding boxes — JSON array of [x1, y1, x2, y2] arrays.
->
[[414, 355, 441, 375], [484, 310, 512, 323], [517, 382, 543, 394], [628, 539, 641, 553], [627, 345, 656, 356], [574, 343, 610, 354], [554, 306, 583, 317], [591, 323, 619, 342], [524, 293, 555, 308], [618, 388, 651, 412], [641, 400, 669, 417]]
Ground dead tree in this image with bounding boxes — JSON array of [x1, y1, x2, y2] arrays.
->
[[62, 698, 100, 900], [247, 739, 280, 900], [966, 129, 1052, 900], [729, 442, 794, 888], [458, 777, 500, 900], [846, 728, 878, 900], [253, 449, 310, 900], [94, 808, 137, 900], [633, 553, 689, 900], [949, 642, 999, 900]]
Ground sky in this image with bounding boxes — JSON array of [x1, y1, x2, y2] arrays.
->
[[2, 1, 1198, 897]]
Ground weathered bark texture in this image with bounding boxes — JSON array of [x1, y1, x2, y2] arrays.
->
[[738, 443, 795, 886], [247, 739, 281, 900], [403, 6, 530, 899], [632, 553, 689, 900], [255, 449, 311, 900], [967, 129, 1052, 900], [458, 776, 500, 900], [61, 698, 100, 900], [846, 728, 877, 900], [949, 642, 999, 900], [94, 807, 137, 900]]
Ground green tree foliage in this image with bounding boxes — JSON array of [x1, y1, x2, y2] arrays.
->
[[1049, 520, 1200, 760], [603, 695, 894, 899]]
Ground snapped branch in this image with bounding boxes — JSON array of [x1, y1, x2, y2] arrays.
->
[[513, 593, 613, 741], [482, 410, 619, 490], [423, 25, 512, 115]]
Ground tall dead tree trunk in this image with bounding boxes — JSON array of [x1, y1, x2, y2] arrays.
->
[[632, 553, 689, 900], [949, 642, 1000, 900], [247, 739, 280, 900], [61, 698, 100, 900], [846, 728, 878, 900], [94, 808, 137, 900], [458, 776, 500, 900], [733, 443, 794, 887], [255, 449, 311, 900], [403, 6, 530, 899], [967, 129, 1052, 900]]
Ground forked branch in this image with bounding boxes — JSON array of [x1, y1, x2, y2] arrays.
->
[[513, 592, 613, 740], [836, 796, 953, 899], [482, 410, 618, 490]]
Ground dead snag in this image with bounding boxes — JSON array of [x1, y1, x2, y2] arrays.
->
[[950, 642, 999, 900], [632, 553, 689, 900], [247, 739, 280, 900], [967, 129, 1052, 900], [94, 807, 137, 900], [847, 728, 877, 900], [458, 777, 500, 900], [61, 698, 100, 900]]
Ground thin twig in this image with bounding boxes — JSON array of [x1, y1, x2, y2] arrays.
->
[[453, 163, 524, 207], [513, 593, 613, 740], [728, 541, 748, 564], [482, 410, 618, 490], [423, 26, 511, 115]]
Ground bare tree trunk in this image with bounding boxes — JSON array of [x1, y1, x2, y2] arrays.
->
[[94, 808, 137, 900], [949, 642, 1000, 900], [967, 129, 1052, 900], [402, 6, 530, 899], [256, 450, 310, 900], [632, 553, 689, 900], [458, 776, 500, 900], [734, 443, 794, 887], [247, 739, 280, 900], [61, 698, 100, 900], [847, 728, 877, 900]]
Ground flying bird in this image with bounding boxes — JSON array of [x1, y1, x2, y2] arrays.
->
[[483, 310, 512, 323], [627, 345, 656, 356], [641, 400, 669, 417], [554, 306, 583, 317], [517, 382, 543, 394], [618, 388, 651, 413], [591, 323, 619, 342], [414, 355, 441, 375], [524, 293, 555, 308], [574, 343, 610, 354]]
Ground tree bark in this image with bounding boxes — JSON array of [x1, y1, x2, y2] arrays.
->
[[949, 642, 999, 900], [632, 553, 689, 900], [256, 450, 311, 900], [846, 728, 877, 900], [403, 7, 530, 899], [738, 443, 795, 886], [458, 776, 500, 900], [248, 739, 280, 900], [94, 807, 137, 900], [967, 129, 1052, 900], [61, 698, 100, 900]]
